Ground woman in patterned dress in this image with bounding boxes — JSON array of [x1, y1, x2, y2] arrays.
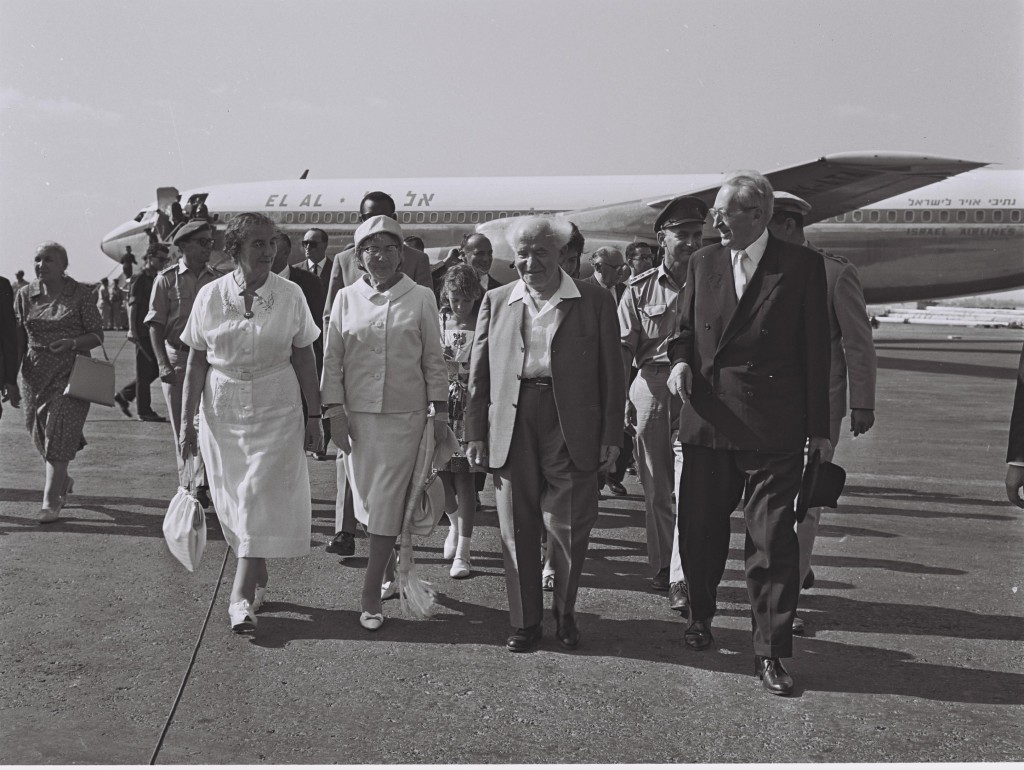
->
[[14, 242, 104, 522], [178, 213, 324, 634], [437, 265, 483, 578]]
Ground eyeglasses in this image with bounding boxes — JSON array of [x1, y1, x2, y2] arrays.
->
[[358, 244, 401, 257], [185, 237, 215, 248], [302, 240, 323, 247], [708, 205, 757, 221]]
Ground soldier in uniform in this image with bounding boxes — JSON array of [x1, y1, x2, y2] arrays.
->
[[619, 195, 708, 602], [146, 220, 222, 503], [768, 192, 877, 634]]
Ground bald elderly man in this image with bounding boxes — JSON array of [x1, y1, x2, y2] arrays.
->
[[466, 217, 624, 653]]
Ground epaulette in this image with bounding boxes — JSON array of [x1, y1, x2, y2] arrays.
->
[[628, 266, 658, 285], [819, 250, 849, 264]]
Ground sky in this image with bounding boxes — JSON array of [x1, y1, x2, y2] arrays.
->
[[1, 0, 1022, 297]]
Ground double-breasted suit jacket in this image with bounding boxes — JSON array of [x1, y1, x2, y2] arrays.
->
[[464, 278, 624, 472], [670, 234, 831, 451]]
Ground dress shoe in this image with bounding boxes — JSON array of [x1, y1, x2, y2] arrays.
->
[[668, 581, 689, 615], [626, 464, 637, 476], [606, 480, 628, 496], [755, 656, 794, 696], [802, 569, 815, 590], [326, 531, 356, 558], [554, 611, 580, 650], [359, 611, 384, 631], [450, 556, 471, 579], [138, 411, 167, 422], [791, 614, 805, 635], [381, 581, 398, 600], [443, 525, 458, 560], [650, 567, 670, 591], [683, 619, 714, 650], [506, 624, 542, 652], [313, 451, 328, 461], [37, 503, 62, 524], [542, 572, 555, 592], [228, 600, 257, 633], [114, 392, 133, 418]]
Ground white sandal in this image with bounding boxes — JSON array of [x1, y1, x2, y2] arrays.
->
[[228, 600, 257, 633]]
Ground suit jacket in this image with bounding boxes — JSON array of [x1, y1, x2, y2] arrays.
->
[[0, 276, 18, 387], [325, 244, 432, 321], [465, 277, 625, 472], [284, 266, 327, 367], [295, 256, 334, 291], [580, 274, 625, 304], [1008, 343, 1024, 463], [819, 249, 876, 421], [667, 233, 830, 452]]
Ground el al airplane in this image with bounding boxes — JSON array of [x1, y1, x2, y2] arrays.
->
[[100, 152, 1024, 302]]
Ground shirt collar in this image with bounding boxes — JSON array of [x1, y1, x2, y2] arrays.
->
[[353, 272, 415, 301], [278, 265, 291, 280], [508, 268, 580, 306], [733, 228, 769, 267]]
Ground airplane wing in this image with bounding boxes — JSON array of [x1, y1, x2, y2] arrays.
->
[[570, 152, 988, 230]]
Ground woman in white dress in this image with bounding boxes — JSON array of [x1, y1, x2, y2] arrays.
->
[[321, 215, 449, 631], [179, 213, 324, 633]]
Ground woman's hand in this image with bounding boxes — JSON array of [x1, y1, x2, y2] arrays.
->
[[179, 422, 198, 460], [304, 418, 325, 455], [329, 411, 351, 454], [47, 338, 76, 354]]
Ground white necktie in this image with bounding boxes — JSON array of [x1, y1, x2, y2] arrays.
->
[[733, 250, 751, 299]]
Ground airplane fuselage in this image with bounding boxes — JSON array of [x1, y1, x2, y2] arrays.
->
[[101, 169, 1024, 302]]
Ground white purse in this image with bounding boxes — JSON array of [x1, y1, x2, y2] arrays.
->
[[162, 458, 207, 572]]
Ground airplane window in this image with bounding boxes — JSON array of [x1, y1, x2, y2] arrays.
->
[[311, 213, 320, 224], [834, 213, 846, 223], [443, 212, 452, 223], [903, 211, 913, 222], [323, 213, 332, 224], [993, 210, 1003, 222], [956, 211, 967, 222], [921, 211, 932, 223], [499, 212, 508, 220], [402, 212, 412, 224], [852, 211, 862, 223], [430, 212, 439, 223], [887, 210, 897, 223], [298, 213, 307, 224], [416, 212, 426, 224], [939, 211, 950, 223], [470, 212, 479, 223], [457, 212, 466, 224], [484, 213, 494, 222], [285, 213, 294, 224], [974, 210, 984, 222], [1011, 211, 1021, 223], [869, 211, 880, 223]]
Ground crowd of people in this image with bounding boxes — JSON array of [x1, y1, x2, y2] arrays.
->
[[29, 169, 1024, 697]]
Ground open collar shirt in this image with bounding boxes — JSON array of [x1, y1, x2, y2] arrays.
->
[[508, 268, 580, 378]]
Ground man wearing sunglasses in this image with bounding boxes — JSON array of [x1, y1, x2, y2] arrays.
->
[[298, 228, 333, 290], [146, 219, 222, 500]]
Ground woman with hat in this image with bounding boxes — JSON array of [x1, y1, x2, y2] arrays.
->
[[321, 215, 449, 631], [178, 212, 324, 634], [13, 242, 104, 522]]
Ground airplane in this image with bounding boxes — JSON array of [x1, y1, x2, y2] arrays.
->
[[100, 152, 1024, 303]]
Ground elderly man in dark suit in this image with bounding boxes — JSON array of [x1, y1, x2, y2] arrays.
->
[[1007, 343, 1024, 508], [466, 216, 625, 653], [667, 170, 831, 696]]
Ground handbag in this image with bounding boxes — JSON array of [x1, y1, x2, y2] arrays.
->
[[63, 335, 115, 407], [162, 458, 207, 572]]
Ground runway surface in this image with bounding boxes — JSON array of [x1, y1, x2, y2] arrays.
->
[[1, 324, 1022, 764]]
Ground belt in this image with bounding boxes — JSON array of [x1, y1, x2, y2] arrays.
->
[[209, 360, 292, 382], [641, 361, 673, 372], [166, 341, 190, 352], [520, 376, 553, 388]]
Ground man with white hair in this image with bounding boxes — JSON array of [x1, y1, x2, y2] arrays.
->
[[466, 216, 624, 653], [666, 171, 831, 695]]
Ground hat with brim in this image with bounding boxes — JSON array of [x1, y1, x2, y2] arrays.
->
[[795, 450, 847, 522], [169, 219, 213, 246], [773, 191, 812, 217], [655, 195, 710, 234], [354, 215, 403, 251]]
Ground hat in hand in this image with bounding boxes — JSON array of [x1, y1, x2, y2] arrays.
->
[[795, 449, 846, 523]]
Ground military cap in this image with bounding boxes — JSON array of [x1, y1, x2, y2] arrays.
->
[[773, 191, 812, 217], [169, 219, 214, 245], [654, 195, 709, 233]]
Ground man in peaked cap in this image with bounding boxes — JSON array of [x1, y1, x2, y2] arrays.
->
[[768, 190, 877, 635], [619, 195, 708, 605]]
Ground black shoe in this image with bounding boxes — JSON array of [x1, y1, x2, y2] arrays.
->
[[606, 480, 628, 496], [792, 615, 805, 635], [554, 611, 580, 650], [755, 656, 794, 696], [650, 566, 670, 591], [506, 624, 542, 652], [802, 569, 815, 590], [669, 581, 689, 615], [326, 531, 356, 558], [114, 393, 132, 418], [312, 451, 328, 461], [684, 618, 714, 650], [194, 487, 214, 512], [626, 464, 637, 476], [138, 412, 167, 422]]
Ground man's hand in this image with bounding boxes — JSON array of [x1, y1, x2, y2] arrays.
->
[[158, 361, 175, 383], [466, 440, 488, 471], [126, 330, 136, 343], [666, 362, 692, 404], [598, 445, 620, 474], [1006, 465, 1024, 508], [1, 383, 20, 409], [808, 436, 833, 460], [850, 408, 875, 437], [624, 399, 637, 428]]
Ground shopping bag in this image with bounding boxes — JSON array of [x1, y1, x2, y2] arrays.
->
[[162, 459, 207, 572], [64, 339, 115, 407]]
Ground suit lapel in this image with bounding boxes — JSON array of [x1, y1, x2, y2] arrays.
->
[[717, 237, 782, 353]]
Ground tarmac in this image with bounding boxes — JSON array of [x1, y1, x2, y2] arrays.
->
[[1, 324, 1022, 764]]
